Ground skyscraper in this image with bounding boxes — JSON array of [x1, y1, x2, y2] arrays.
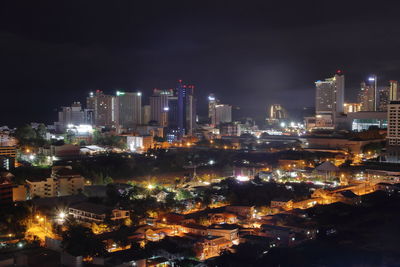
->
[[378, 87, 389, 111], [87, 90, 116, 127], [177, 80, 196, 137], [268, 104, 287, 122], [115, 91, 142, 129], [142, 105, 151, 125], [208, 94, 232, 126], [208, 94, 217, 123], [214, 104, 232, 125], [359, 82, 375, 111], [150, 89, 173, 127], [57, 102, 85, 131], [315, 71, 344, 127], [389, 80, 398, 101]]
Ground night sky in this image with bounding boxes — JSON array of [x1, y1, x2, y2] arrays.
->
[[2, 0, 400, 126]]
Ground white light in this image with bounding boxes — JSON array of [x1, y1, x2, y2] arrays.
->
[[209, 160, 215, 165], [208, 96, 215, 101], [29, 155, 35, 160], [280, 122, 286, 128], [67, 124, 74, 128], [290, 122, 295, 127], [368, 77, 375, 81], [137, 92, 142, 96], [163, 107, 169, 111], [76, 124, 93, 133], [59, 212, 66, 219], [236, 175, 250, 182]]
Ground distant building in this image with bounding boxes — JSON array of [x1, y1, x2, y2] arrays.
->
[[208, 94, 232, 127], [343, 103, 362, 114], [142, 105, 151, 125], [359, 78, 377, 111], [220, 122, 242, 136], [268, 104, 288, 123], [346, 111, 387, 131], [57, 102, 86, 131], [150, 89, 173, 127], [88, 90, 116, 127], [389, 80, 399, 101], [378, 86, 389, 111], [387, 101, 400, 146], [315, 71, 344, 127], [126, 135, 154, 152], [177, 80, 196, 138], [115, 91, 142, 130]]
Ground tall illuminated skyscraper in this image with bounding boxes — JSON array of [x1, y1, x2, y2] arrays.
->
[[88, 90, 116, 127], [150, 89, 173, 127], [359, 82, 375, 111], [268, 104, 287, 122], [315, 71, 344, 127], [208, 94, 231, 126], [177, 80, 196, 137], [115, 91, 142, 129]]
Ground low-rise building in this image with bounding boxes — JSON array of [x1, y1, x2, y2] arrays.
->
[[52, 167, 85, 196], [26, 178, 58, 199], [270, 198, 293, 210], [260, 224, 296, 246], [225, 205, 255, 218], [69, 202, 130, 223]]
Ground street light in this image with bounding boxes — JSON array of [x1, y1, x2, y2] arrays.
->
[[59, 212, 66, 220]]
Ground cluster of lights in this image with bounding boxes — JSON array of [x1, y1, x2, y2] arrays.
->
[[236, 175, 250, 182]]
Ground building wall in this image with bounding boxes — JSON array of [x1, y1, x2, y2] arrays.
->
[[388, 102, 400, 146], [58, 177, 85, 196], [26, 178, 58, 199]]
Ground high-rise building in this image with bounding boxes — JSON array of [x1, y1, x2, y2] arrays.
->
[[378, 87, 389, 111], [208, 94, 232, 126], [214, 104, 232, 126], [389, 80, 398, 101], [387, 101, 400, 146], [359, 82, 375, 111], [167, 96, 179, 129], [57, 102, 85, 131], [315, 71, 345, 126], [142, 105, 151, 125], [208, 94, 217, 122], [268, 104, 288, 122], [87, 90, 116, 127], [343, 103, 362, 114], [150, 89, 173, 127], [177, 80, 196, 137], [115, 91, 142, 129]]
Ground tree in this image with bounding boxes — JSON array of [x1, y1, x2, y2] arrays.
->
[[62, 225, 105, 257]]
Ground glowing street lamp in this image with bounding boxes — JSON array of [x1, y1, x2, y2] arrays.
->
[[147, 184, 155, 190], [59, 212, 66, 220]]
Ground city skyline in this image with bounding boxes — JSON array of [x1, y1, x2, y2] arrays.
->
[[3, 1, 400, 125]]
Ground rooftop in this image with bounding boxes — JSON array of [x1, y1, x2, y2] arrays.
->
[[70, 202, 112, 215]]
